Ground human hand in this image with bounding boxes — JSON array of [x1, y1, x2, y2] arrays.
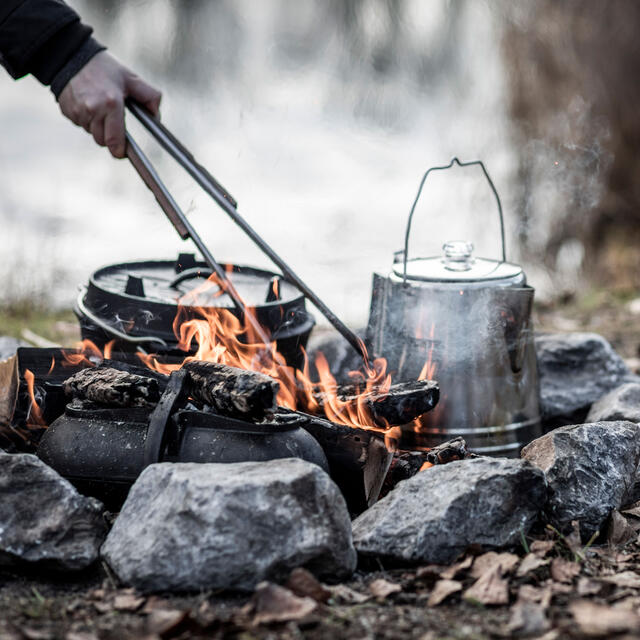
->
[[58, 51, 161, 158]]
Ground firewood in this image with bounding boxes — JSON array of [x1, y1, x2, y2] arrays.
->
[[63, 367, 160, 407], [183, 360, 280, 420], [313, 379, 439, 427], [380, 437, 475, 496]]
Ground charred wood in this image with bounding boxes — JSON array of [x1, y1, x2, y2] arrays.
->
[[183, 361, 279, 420], [380, 437, 475, 497], [312, 379, 439, 427], [63, 367, 160, 407]]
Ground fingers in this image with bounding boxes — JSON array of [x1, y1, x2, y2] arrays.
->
[[126, 74, 162, 117], [104, 98, 126, 158]]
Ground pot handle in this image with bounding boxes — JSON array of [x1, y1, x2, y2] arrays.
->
[[401, 157, 506, 283]]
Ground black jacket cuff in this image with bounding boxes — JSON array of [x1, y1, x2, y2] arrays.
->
[[50, 36, 105, 98]]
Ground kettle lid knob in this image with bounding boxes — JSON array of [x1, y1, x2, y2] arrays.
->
[[442, 240, 474, 271]]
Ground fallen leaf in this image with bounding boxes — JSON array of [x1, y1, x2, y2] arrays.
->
[[113, 592, 146, 612], [518, 584, 552, 610], [21, 629, 54, 640], [577, 577, 602, 596], [599, 571, 640, 589], [415, 565, 447, 580], [607, 510, 637, 545], [146, 609, 190, 636], [463, 566, 509, 606], [550, 558, 580, 583], [286, 568, 331, 603], [470, 552, 519, 579], [440, 555, 473, 580], [326, 584, 370, 605], [621, 500, 640, 518], [65, 633, 99, 640], [516, 553, 550, 577], [508, 600, 550, 637], [530, 540, 555, 557], [369, 578, 402, 600], [92, 601, 112, 614], [427, 580, 462, 607], [569, 600, 640, 636], [565, 521, 583, 557], [247, 582, 317, 626], [141, 596, 171, 614]]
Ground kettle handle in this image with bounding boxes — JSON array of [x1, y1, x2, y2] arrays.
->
[[401, 157, 506, 283]]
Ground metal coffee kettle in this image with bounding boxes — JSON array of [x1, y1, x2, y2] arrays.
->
[[366, 158, 541, 456]]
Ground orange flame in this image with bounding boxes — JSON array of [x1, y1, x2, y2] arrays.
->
[[24, 369, 46, 428]]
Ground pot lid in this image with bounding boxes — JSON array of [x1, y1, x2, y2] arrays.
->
[[394, 240, 524, 283]]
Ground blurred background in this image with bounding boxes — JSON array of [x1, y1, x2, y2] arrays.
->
[[1, 0, 639, 340]]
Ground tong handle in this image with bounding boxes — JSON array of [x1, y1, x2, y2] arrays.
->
[[125, 133, 189, 240]]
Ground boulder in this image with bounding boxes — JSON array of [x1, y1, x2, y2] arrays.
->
[[521, 421, 640, 539], [535, 332, 635, 427], [102, 458, 356, 592], [0, 452, 106, 570], [352, 457, 547, 565], [587, 383, 640, 423]]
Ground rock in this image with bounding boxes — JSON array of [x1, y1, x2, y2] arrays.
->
[[0, 336, 26, 362], [352, 457, 546, 565], [587, 382, 640, 423], [521, 421, 640, 539], [102, 458, 356, 592], [536, 332, 635, 428], [0, 452, 106, 570]]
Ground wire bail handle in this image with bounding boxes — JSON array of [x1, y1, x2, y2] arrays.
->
[[401, 157, 507, 283]]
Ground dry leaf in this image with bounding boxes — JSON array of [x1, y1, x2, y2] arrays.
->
[[21, 629, 54, 640], [518, 584, 552, 610], [470, 552, 519, 579], [530, 540, 555, 557], [369, 578, 402, 600], [326, 584, 370, 605], [565, 521, 583, 556], [607, 510, 637, 545], [550, 558, 581, 583], [286, 568, 331, 603], [569, 600, 640, 636], [440, 555, 473, 580], [427, 580, 462, 607], [65, 633, 100, 640], [247, 582, 317, 626], [508, 601, 550, 637], [621, 500, 640, 518], [463, 566, 509, 606], [516, 553, 550, 577], [113, 592, 146, 612], [141, 596, 172, 614], [146, 609, 189, 636], [415, 565, 447, 580], [599, 571, 640, 589], [577, 577, 602, 597]]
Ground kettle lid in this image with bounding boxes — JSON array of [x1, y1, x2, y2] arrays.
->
[[393, 240, 524, 284]]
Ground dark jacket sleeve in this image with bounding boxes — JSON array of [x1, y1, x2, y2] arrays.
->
[[0, 0, 105, 98]]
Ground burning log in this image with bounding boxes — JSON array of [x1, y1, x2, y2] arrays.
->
[[380, 437, 475, 497], [275, 408, 393, 514], [63, 367, 160, 407], [183, 361, 279, 420], [312, 379, 439, 427]]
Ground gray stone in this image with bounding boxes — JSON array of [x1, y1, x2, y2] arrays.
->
[[102, 458, 356, 592], [587, 383, 640, 423], [352, 457, 547, 565], [536, 332, 635, 426], [0, 452, 107, 570], [0, 336, 26, 362], [521, 421, 640, 539]]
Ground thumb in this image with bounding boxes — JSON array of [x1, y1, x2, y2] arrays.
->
[[126, 74, 162, 117]]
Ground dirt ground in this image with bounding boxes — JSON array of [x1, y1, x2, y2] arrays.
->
[[2, 292, 640, 640]]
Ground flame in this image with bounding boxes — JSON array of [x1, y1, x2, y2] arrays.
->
[[419, 461, 434, 471], [24, 369, 46, 428]]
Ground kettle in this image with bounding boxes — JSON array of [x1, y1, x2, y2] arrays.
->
[[366, 158, 541, 456]]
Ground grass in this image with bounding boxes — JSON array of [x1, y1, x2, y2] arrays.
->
[[0, 301, 78, 346]]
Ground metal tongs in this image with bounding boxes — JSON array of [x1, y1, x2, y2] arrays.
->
[[123, 99, 367, 362]]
